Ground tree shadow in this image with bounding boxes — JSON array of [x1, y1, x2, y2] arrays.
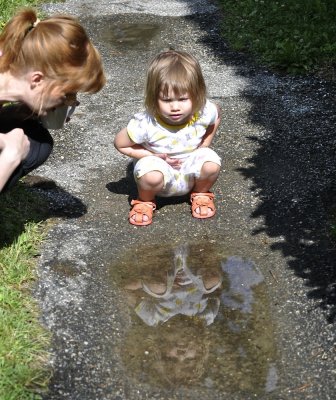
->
[[239, 91, 336, 324], [184, 7, 336, 322], [0, 176, 87, 248]]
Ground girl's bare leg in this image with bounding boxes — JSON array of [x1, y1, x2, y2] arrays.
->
[[137, 170, 164, 202], [193, 161, 220, 193], [192, 161, 220, 217], [130, 171, 164, 224]]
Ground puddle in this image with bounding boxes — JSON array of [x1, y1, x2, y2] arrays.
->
[[98, 21, 160, 49], [109, 242, 278, 395], [49, 260, 82, 278]]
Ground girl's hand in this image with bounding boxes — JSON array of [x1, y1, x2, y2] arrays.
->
[[155, 153, 182, 169], [114, 129, 182, 168]]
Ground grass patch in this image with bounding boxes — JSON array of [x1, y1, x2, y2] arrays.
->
[[0, 0, 43, 26], [0, 185, 51, 400], [217, 0, 336, 75], [0, 0, 57, 395]]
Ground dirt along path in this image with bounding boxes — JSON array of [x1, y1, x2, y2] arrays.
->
[[30, 1, 336, 399]]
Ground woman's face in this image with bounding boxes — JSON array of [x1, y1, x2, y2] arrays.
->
[[24, 72, 68, 115], [34, 84, 67, 116]]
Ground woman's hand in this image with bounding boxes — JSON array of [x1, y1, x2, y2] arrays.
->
[[0, 128, 30, 160], [0, 129, 30, 191]]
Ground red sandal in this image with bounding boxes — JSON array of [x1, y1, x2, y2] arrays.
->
[[190, 192, 216, 219], [129, 200, 156, 226]]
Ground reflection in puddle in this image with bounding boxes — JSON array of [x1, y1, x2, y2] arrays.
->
[[99, 21, 160, 49], [49, 260, 81, 278], [132, 245, 221, 327], [110, 243, 278, 395]]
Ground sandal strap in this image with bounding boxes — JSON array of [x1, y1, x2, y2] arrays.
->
[[190, 192, 215, 201], [131, 199, 156, 210], [129, 199, 156, 225], [190, 192, 216, 218]]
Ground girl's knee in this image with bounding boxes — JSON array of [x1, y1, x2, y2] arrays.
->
[[138, 170, 164, 189], [201, 161, 221, 176]]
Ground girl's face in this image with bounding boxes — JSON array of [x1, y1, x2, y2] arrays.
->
[[157, 88, 193, 125]]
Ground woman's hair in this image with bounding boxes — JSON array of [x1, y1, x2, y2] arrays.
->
[[145, 50, 206, 116], [0, 8, 105, 94]]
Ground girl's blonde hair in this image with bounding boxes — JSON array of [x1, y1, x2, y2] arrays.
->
[[145, 50, 206, 116], [0, 8, 105, 94]]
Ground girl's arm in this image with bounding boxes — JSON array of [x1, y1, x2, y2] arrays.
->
[[114, 127, 154, 159], [114, 127, 182, 168], [199, 104, 221, 148]]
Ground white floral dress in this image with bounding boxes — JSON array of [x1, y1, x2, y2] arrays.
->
[[127, 99, 221, 197]]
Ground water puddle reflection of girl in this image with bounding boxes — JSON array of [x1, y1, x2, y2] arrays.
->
[[113, 243, 278, 393]]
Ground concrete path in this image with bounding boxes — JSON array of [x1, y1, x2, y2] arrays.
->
[[33, 1, 336, 399]]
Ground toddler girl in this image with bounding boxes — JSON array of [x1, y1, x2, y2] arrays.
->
[[114, 50, 221, 226]]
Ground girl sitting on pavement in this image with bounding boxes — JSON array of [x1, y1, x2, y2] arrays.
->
[[0, 8, 105, 192], [114, 50, 221, 226]]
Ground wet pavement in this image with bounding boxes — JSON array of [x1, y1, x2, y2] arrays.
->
[[31, 0, 336, 399]]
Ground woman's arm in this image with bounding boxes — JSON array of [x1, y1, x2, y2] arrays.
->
[[0, 129, 30, 192]]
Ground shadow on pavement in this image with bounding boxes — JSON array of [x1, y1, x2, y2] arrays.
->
[[240, 92, 336, 324], [186, 9, 336, 323], [0, 178, 87, 247], [106, 162, 138, 203]]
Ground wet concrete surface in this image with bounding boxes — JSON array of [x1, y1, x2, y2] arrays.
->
[[31, 0, 336, 399]]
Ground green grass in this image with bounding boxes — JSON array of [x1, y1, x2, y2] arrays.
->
[[217, 0, 336, 75], [0, 0, 56, 397], [0, 185, 51, 400], [0, 0, 43, 26]]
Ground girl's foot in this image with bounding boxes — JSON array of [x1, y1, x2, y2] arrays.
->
[[190, 192, 216, 219], [129, 199, 156, 226]]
